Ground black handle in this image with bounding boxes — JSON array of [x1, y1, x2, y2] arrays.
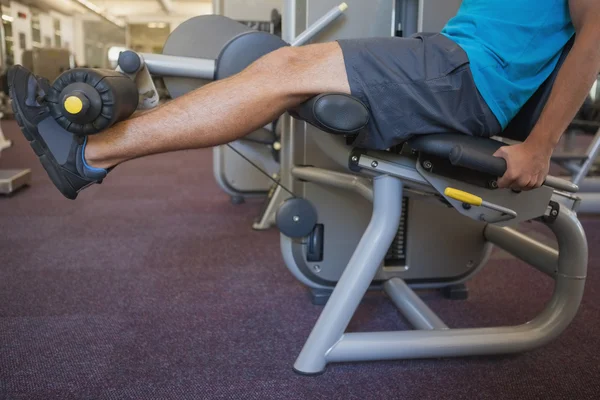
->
[[449, 144, 507, 177]]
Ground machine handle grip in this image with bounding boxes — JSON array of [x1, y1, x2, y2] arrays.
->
[[444, 188, 483, 206], [449, 144, 507, 177]]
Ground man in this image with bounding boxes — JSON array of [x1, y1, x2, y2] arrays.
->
[[8, 0, 600, 199]]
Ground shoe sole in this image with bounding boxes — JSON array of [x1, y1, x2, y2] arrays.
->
[[8, 68, 78, 200]]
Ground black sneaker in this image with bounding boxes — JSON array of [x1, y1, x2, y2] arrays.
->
[[8, 65, 107, 200]]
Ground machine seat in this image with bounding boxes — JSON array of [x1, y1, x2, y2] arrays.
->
[[289, 93, 369, 135]]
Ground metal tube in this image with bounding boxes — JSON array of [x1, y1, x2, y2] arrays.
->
[[326, 280, 586, 362], [292, 167, 373, 201], [546, 206, 588, 278], [292, 3, 348, 46], [544, 176, 579, 193], [484, 225, 558, 278], [575, 177, 600, 192], [384, 278, 448, 330], [141, 53, 216, 80], [326, 207, 587, 363], [282, 0, 297, 43], [576, 193, 600, 213], [294, 176, 404, 375], [573, 128, 600, 185]]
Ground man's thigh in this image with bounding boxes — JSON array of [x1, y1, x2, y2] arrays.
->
[[276, 42, 351, 96], [336, 34, 501, 149]]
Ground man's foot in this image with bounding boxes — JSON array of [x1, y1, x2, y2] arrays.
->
[[8, 65, 108, 199]]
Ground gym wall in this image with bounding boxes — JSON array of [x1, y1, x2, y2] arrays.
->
[[221, 0, 282, 21], [4, 1, 76, 66]]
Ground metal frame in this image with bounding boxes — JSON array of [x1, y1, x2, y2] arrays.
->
[[553, 127, 600, 213], [291, 162, 587, 374]]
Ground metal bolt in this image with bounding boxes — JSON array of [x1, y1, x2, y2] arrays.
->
[[551, 209, 558, 216], [489, 180, 499, 189], [462, 203, 472, 210], [371, 161, 379, 168], [292, 215, 300, 223], [313, 265, 321, 273], [351, 156, 358, 162], [423, 160, 433, 170]]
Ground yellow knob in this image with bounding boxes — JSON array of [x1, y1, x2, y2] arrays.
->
[[64, 96, 84, 115], [444, 188, 483, 206]]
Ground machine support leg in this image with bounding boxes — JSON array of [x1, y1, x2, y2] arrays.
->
[[384, 278, 448, 330], [293, 175, 404, 375]]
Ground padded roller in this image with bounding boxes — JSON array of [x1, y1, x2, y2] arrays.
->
[[47, 68, 139, 136], [410, 133, 506, 176], [162, 15, 253, 98], [289, 93, 370, 135], [449, 144, 507, 177], [215, 31, 288, 80]]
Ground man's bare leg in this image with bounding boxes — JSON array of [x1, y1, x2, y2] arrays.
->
[[85, 42, 350, 169]]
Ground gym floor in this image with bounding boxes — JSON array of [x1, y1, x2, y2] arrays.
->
[[0, 120, 599, 400]]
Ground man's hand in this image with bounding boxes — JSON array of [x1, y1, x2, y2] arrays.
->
[[493, 142, 552, 190]]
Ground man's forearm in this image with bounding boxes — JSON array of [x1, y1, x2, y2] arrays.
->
[[526, 27, 600, 153]]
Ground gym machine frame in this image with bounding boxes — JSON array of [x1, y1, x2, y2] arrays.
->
[[55, 1, 587, 374], [285, 132, 586, 374]]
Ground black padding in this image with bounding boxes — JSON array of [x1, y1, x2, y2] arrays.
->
[[501, 36, 575, 141], [276, 198, 318, 239], [47, 68, 139, 136], [215, 31, 288, 80], [289, 93, 370, 135], [409, 134, 506, 176], [163, 15, 252, 98], [117, 50, 142, 74], [449, 143, 507, 177]]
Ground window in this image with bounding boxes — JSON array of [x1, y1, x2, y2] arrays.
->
[[31, 11, 41, 47], [53, 18, 61, 48], [2, 16, 14, 66]]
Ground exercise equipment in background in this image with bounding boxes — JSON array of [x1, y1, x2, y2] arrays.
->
[[21, 48, 73, 82], [0, 110, 31, 195]]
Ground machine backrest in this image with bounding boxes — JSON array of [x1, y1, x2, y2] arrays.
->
[[501, 36, 575, 141]]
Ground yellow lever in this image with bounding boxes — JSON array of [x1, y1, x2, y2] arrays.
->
[[444, 188, 483, 206], [64, 96, 83, 115]]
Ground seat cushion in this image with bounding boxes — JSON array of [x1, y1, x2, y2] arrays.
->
[[289, 93, 369, 135]]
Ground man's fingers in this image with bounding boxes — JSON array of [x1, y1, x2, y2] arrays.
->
[[497, 171, 517, 188], [493, 146, 509, 158], [536, 176, 545, 188], [511, 176, 532, 191]]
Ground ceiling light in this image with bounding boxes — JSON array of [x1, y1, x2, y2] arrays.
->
[[71, 0, 126, 28]]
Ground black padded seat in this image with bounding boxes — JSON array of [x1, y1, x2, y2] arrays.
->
[[289, 93, 370, 135]]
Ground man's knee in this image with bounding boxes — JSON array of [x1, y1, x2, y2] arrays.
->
[[252, 46, 312, 74], [247, 42, 349, 95]]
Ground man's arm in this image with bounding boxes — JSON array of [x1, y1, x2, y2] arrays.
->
[[495, 0, 600, 190]]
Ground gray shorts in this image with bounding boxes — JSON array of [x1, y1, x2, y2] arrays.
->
[[338, 33, 502, 150]]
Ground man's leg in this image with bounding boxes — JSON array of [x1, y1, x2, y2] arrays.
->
[[85, 42, 350, 169]]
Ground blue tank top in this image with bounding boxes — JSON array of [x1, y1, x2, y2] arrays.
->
[[441, 0, 575, 128]]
